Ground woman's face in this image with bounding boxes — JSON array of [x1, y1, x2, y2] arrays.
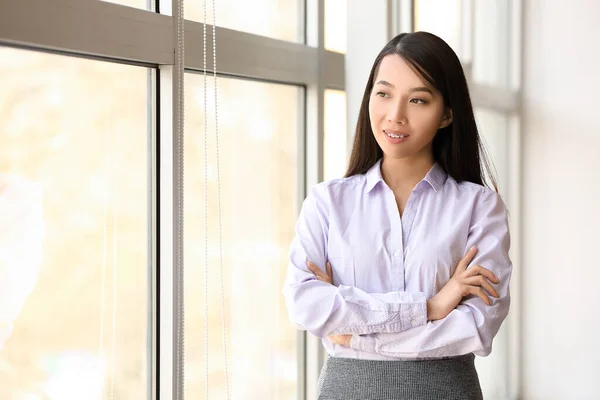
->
[[368, 54, 452, 162]]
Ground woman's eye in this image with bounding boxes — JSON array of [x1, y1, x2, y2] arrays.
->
[[375, 92, 388, 98], [410, 98, 428, 104]]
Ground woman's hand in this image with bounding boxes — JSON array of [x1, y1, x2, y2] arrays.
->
[[306, 260, 333, 285], [328, 334, 352, 346], [427, 246, 500, 321]]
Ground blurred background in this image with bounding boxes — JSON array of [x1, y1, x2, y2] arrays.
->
[[0, 0, 598, 399]]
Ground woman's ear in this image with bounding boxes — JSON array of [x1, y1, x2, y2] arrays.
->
[[439, 108, 453, 129]]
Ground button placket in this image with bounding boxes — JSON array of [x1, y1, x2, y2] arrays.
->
[[384, 185, 404, 291], [400, 189, 424, 290]]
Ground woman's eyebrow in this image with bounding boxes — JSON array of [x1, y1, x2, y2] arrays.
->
[[375, 80, 394, 87], [409, 86, 433, 94], [374, 81, 433, 95]]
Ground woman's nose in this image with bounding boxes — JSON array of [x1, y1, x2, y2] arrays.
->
[[387, 105, 407, 125]]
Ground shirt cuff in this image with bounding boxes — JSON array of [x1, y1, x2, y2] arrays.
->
[[401, 300, 427, 331], [350, 334, 375, 352]]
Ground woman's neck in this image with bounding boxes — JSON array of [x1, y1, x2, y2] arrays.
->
[[380, 154, 435, 193]]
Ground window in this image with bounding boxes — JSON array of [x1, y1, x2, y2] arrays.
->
[[324, 89, 347, 181], [2, 0, 344, 398], [475, 108, 509, 190], [413, 0, 465, 59], [325, 0, 347, 53], [183, 75, 303, 398], [414, 0, 518, 89], [186, 0, 303, 43], [0, 47, 152, 399], [472, 1, 512, 88]]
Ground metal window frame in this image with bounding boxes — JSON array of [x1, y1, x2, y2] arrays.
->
[[0, 0, 344, 87], [0, 0, 343, 399]]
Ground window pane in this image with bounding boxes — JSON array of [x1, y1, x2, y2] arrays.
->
[[99, 0, 150, 10], [474, 108, 518, 400], [473, 108, 510, 399], [475, 108, 509, 190], [0, 47, 151, 399], [186, 0, 302, 43], [325, 0, 347, 53], [472, 1, 511, 88], [324, 89, 347, 180], [184, 75, 302, 399], [414, 0, 464, 59]]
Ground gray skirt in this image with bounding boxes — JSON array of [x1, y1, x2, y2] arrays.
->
[[317, 354, 483, 400]]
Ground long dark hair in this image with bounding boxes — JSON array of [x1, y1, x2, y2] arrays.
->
[[345, 31, 497, 190]]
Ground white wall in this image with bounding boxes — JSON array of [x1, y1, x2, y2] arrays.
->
[[522, 1, 600, 398]]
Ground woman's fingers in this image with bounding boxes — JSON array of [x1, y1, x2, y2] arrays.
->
[[476, 275, 499, 298], [456, 246, 478, 273], [328, 334, 352, 346], [469, 286, 492, 306], [307, 261, 326, 278], [308, 261, 333, 284], [464, 275, 499, 298], [465, 264, 499, 283]]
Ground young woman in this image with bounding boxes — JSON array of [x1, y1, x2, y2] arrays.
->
[[283, 31, 512, 399]]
